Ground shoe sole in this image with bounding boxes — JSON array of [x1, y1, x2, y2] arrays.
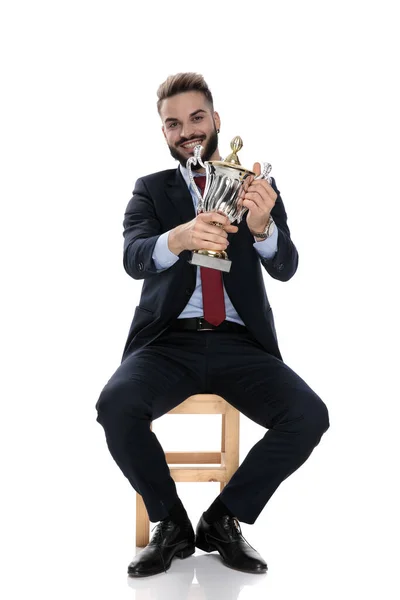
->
[[196, 539, 267, 574], [220, 560, 268, 575], [127, 543, 195, 578]]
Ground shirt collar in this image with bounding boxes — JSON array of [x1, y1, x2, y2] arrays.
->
[[179, 162, 204, 188]]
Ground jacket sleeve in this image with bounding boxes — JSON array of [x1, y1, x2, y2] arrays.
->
[[259, 177, 299, 282], [122, 177, 163, 280]]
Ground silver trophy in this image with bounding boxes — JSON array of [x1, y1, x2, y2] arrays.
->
[[187, 136, 272, 272]]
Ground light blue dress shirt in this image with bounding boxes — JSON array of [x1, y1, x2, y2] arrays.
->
[[151, 163, 279, 324]]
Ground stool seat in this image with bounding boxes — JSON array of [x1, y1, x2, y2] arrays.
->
[[135, 394, 240, 547]]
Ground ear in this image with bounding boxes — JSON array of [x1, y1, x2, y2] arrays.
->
[[162, 126, 167, 141], [214, 111, 221, 131]]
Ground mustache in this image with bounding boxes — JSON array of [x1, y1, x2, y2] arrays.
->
[[177, 136, 205, 147]]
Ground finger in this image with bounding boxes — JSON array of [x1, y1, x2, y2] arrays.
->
[[198, 211, 231, 227], [210, 211, 232, 226], [210, 216, 238, 233], [249, 178, 271, 189], [245, 187, 275, 208], [248, 178, 276, 198], [197, 219, 229, 236], [194, 233, 229, 251], [252, 162, 261, 177], [243, 191, 267, 210], [242, 198, 260, 212], [203, 225, 229, 239]]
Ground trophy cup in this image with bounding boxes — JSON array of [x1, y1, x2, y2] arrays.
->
[[187, 136, 272, 273]]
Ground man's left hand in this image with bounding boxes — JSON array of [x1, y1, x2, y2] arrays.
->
[[241, 162, 277, 233]]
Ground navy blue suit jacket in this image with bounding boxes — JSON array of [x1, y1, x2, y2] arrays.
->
[[120, 167, 298, 363]]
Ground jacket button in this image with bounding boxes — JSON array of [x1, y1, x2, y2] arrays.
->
[[138, 262, 144, 271], [185, 288, 192, 296], [277, 263, 284, 271]]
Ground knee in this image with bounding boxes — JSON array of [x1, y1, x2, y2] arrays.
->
[[95, 382, 120, 425], [305, 395, 330, 441], [95, 379, 149, 425]]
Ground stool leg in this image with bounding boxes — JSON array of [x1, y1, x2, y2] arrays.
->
[[220, 413, 226, 493], [224, 405, 240, 483], [136, 493, 150, 547]]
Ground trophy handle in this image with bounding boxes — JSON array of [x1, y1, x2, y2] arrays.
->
[[186, 145, 207, 212], [254, 162, 272, 184]]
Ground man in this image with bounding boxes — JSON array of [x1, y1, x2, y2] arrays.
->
[[95, 72, 330, 577]]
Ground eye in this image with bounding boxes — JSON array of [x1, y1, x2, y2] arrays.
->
[[168, 122, 178, 129], [193, 116, 203, 122]]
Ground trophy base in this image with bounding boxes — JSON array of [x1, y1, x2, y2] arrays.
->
[[189, 250, 232, 273]]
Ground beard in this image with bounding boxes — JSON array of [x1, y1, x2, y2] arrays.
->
[[167, 128, 219, 171]]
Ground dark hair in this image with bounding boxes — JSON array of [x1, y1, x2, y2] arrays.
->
[[156, 72, 214, 114]]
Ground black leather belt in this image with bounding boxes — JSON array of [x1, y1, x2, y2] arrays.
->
[[170, 317, 247, 333]]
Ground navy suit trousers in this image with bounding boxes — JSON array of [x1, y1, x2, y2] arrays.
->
[[95, 328, 329, 524]]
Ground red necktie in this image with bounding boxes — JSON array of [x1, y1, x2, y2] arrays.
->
[[195, 176, 226, 326]]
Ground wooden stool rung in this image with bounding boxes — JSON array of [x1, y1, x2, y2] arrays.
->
[[169, 466, 227, 483], [165, 451, 221, 464]]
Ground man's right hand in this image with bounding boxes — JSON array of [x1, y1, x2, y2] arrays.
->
[[168, 212, 239, 256]]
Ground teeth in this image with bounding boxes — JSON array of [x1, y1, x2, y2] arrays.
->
[[182, 140, 202, 148]]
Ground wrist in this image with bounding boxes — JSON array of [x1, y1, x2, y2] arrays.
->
[[168, 226, 185, 256], [249, 215, 275, 240], [248, 217, 270, 235]]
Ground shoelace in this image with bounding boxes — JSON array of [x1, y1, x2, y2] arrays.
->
[[229, 516, 242, 537], [232, 517, 257, 552], [150, 520, 169, 544], [149, 521, 169, 573], [222, 516, 257, 552]]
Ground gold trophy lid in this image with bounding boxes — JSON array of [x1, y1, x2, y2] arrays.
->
[[209, 136, 256, 175]]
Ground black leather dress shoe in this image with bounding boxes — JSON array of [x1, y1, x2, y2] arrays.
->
[[195, 513, 267, 574], [128, 518, 195, 577]]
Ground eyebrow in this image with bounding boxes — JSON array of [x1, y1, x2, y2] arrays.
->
[[164, 109, 207, 124]]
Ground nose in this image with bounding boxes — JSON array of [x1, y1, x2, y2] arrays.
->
[[180, 121, 197, 141]]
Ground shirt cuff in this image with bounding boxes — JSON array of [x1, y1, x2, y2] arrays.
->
[[253, 225, 279, 259], [152, 231, 180, 271]]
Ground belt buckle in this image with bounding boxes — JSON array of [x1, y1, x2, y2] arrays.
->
[[197, 318, 214, 331]]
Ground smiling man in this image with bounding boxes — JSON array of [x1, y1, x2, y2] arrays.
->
[[95, 72, 330, 578]]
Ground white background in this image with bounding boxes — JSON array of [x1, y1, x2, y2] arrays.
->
[[1, 1, 399, 598]]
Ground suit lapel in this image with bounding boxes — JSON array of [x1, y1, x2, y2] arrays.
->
[[165, 168, 196, 224]]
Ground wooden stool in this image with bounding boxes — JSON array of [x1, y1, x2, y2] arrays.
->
[[135, 394, 240, 547]]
